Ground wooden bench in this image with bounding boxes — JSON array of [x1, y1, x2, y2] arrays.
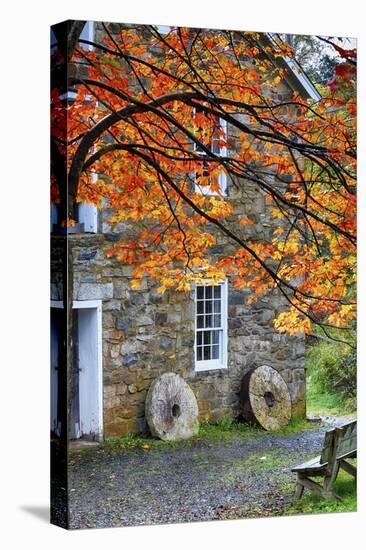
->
[[292, 420, 357, 500]]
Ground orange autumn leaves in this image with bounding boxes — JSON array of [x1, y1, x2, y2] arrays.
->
[[52, 26, 356, 335]]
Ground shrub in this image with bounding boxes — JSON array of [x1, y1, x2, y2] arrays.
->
[[306, 335, 356, 411]]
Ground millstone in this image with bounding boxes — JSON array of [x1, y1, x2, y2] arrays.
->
[[240, 365, 292, 430], [145, 373, 199, 440]]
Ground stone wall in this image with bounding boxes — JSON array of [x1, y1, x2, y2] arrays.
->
[[63, 177, 306, 438], [52, 23, 307, 438]]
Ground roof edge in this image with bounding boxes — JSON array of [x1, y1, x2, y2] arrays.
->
[[266, 33, 322, 101]]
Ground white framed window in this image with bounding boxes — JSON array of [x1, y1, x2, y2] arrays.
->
[[50, 200, 98, 233], [194, 280, 228, 371], [193, 110, 228, 197], [78, 201, 98, 233], [80, 21, 95, 51]]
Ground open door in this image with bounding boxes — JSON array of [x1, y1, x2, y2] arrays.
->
[[51, 300, 103, 441]]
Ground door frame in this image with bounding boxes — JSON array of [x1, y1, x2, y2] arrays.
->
[[51, 299, 103, 440]]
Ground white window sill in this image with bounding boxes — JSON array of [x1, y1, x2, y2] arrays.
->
[[195, 361, 227, 372]]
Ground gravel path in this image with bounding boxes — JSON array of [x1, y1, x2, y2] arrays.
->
[[68, 416, 354, 529]]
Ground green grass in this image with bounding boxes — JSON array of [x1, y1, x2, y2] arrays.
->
[[197, 418, 262, 440], [100, 416, 316, 452], [275, 416, 315, 435], [101, 432, 169, 450], [286, 468, 357, 516], [306, 375, 348, 416]]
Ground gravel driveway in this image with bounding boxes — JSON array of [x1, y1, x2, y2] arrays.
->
[[67, 417, 353, 529]]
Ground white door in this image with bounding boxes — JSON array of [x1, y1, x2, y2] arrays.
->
[[77, 306, 102, 438]]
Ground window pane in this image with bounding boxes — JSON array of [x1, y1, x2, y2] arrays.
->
[[205, 286, 213, 299], [204, 331, 211, 345], [205, 300, 212, 314], [195, 280, 226, 368], [214, 314, 221, 327], [214, 300, 221, 313], [205, 314, 212, 328], [211, 141, 220, 155]]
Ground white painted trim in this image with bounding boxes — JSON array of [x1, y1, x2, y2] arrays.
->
[[50, 300, 103, 440], [267, 33, 321, 101], [194, 280, 228, 372], [77, 143, 98, 233], [282, 55, 322, 101], [59, 90, 78, 102], [73, 300, 103, 441], [80, 21, 95, 51], [192, 108, 228, 197], [77, 202, 98, 233], [73, 299, 100, 309]]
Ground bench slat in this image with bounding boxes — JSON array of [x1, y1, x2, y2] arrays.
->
[[291, 455, 324, 472], [336, 421, 357, 459], [292, 420, 357, 501]]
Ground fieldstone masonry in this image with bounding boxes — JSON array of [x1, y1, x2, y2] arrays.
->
[[51, 181, 306, 439], [50, 23, 307, 438]]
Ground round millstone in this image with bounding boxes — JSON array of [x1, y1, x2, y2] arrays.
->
[[145, 373, 199, 440], [240, 365, 292, 430]]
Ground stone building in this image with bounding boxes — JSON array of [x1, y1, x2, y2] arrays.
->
[[51, 22, 321, 440]]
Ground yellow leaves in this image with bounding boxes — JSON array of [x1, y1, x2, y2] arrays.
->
[[175, 281, 192, 292], [191, 257, 203, 267], [328, 305, 356, 328], [274, 310, 312, 335], [207, 194, 233, 217], [130, 279, 142, 290], [156, 276, 180, 294]]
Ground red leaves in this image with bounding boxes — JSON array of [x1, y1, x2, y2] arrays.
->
[[328, 61, 356, 93], [56, 27, 356, 335]]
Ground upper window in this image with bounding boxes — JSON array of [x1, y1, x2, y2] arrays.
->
[[50, 202, 98, 233], [50, 21, 94, 55], [79, 21, 95, 51], [193, 108, 228, 197], [194, 280, 228, 371]]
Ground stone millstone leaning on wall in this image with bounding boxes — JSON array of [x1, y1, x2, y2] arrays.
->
[[61, 229, 306, 439], [145, 373, 199, 440], [240, 365, 292, 430]]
